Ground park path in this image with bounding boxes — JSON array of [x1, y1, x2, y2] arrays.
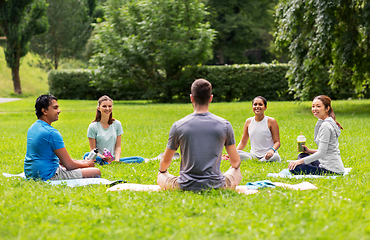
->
[[0, 98, 21, 103]]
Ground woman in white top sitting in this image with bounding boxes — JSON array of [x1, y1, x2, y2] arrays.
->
[[288, 95, 345, 175], [229, 96, 281, 162]]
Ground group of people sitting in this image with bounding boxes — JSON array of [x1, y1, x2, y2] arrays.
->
[[24, 78, 345, 192]]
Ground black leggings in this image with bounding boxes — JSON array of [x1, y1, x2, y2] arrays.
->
[[290, 153, 336, 175]]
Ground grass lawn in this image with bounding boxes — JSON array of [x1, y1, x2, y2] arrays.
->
[[0, 98, 369, 239]]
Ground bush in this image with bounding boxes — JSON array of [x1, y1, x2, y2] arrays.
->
[[175, 64, 294, 102], [89, 69, 148, 100], [49, 64, 294, 101], [48, 69, 147, 100], [48, 69, 101, 100], [49, 64, 361, 102]]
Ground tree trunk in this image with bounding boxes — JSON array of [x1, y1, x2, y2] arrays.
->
[[53, 46, 60, 69], [11, 56, 22, 94], [54, 53, 59, 69], [217, 49, 224, 65]]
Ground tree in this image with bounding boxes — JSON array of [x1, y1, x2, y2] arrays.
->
[[87, 0, 97, 17], [0, 0, 48, 94], [275, 0, 370, 100], [30, 0, 93, 70], [201, 0, 278, 64], [90, 0, 216, 102]]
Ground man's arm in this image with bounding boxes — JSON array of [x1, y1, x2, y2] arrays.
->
[[225, 144, 241, 169], [159, 147, 176, 172], [55, 147, 96, 170]]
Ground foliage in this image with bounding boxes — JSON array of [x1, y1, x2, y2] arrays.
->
[[48, 69, 102, 100], [48, 63, 361, 101], [176, 63, 294, 102], [0, 0, 48, 94], [275, 0, 370, 100], [90, 0, 216, 102], [202, 0, 278, 64], [87, 0, 97, 17], [48, 64, 293, 101], [0, 99, 369, 239], [48, 69, 146, 100], [29, 0, 94, 70]]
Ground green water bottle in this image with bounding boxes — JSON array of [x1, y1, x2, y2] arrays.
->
[[297, 133, 306, 152]]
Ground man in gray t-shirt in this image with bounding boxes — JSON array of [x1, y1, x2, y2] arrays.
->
[[157, 79, 242, 191]]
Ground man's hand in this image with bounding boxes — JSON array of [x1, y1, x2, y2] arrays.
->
[[84, 159, 96, 167], [56, 147, 95, 170]]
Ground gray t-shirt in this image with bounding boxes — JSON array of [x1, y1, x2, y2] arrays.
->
[[167, 112, 236, 191]]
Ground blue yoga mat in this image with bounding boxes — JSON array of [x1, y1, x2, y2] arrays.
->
[[119, 156, 145, 164]]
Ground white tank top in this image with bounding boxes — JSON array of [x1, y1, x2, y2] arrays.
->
[[248, 116, 274, 158]]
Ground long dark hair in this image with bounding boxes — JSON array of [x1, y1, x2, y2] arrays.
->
[[314, 95, 343, 129], [93, 95, 115, 125]]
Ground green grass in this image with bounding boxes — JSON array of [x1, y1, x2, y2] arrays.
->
[[0, 99, 369, 239]]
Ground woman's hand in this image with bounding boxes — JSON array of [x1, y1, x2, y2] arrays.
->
[[302, 145, 310, 154], [102, 156, 113, 163], [264, 149, 275, 160], [288, 159, 304, 170]]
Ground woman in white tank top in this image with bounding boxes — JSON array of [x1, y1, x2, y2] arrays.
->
[[235, 96, 281, 162]]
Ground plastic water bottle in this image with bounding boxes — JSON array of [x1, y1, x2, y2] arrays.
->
[[103, 148, 114, 159], [87, 148, 99, 160], [297, 133, 306, 152]]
